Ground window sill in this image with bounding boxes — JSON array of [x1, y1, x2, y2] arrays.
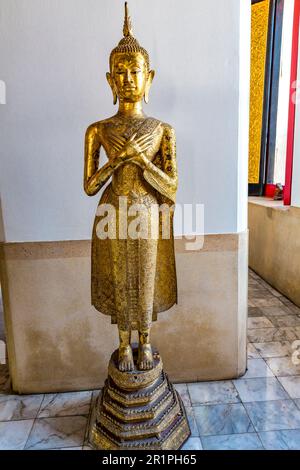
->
[[248, 196, 288, 211]]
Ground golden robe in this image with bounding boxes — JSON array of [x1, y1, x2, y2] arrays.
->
[[89, 118, 178, 330]]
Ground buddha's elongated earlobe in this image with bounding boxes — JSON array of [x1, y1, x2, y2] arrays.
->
[[144, 82, 150, 104], [112, 87, 118, 105], [106, 72, 118, 105], [143, 89, 149, 104], [144, 70, 155, 104]]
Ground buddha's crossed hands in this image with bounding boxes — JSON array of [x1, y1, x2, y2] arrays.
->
[[108, 132, 155, 170]]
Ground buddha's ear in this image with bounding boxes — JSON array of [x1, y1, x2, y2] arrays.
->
[[144, 70, 155, 104], [106, 72, 118, 105]]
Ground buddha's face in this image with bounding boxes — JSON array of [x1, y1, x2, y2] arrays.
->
[[107, 52, 154, 104]]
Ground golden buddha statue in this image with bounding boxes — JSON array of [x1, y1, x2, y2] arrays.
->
[[85, 3, 190, 450], [84, 3, 178, 373]]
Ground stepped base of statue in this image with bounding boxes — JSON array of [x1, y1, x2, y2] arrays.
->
[[89, 346, 190, 450]]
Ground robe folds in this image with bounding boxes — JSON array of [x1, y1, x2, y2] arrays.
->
[[89, 118, 178, 330]]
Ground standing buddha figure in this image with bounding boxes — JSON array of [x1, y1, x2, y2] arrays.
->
[[84, 3, 178, 372]]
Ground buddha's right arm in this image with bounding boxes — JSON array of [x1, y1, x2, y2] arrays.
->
[[84, 124, 115, 196]]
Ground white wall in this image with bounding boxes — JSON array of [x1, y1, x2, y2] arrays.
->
[[237, 0, 250, 233], [0, 0, 250, 242], [291, 29, 300, 208]]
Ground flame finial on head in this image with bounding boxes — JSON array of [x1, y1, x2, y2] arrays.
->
[[123, 2, 133, 37], [109, 2, 150, 70]]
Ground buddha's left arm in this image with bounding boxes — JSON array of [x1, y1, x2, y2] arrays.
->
[[143, 125, 178, 203]]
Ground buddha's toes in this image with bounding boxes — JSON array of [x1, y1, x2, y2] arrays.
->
[[138, 343, 154, 371], [118, 345, 134, 372]]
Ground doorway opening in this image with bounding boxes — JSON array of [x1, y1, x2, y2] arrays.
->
[[248, 0, 299, 203]]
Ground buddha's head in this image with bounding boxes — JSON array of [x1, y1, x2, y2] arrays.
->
[[106, 3, 155, 105]]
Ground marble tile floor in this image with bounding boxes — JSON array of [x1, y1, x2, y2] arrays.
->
[[1, 269, 300, 450]]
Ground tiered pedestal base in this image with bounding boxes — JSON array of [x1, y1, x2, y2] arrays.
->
[[89, 348, 190, 450]]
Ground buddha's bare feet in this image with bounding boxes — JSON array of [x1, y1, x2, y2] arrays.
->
[[118, 345, 134, 372], [138, 343, 153, 370]]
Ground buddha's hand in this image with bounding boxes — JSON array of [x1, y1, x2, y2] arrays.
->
[[128, 152, 150, 170], [108, 132, 154, 169]]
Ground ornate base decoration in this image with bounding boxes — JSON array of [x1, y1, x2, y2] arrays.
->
[[89, 347, 190, 450]]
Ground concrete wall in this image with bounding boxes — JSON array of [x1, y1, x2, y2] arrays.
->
[[1, 234, 248, 393], [249, 198, 300, 307]]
